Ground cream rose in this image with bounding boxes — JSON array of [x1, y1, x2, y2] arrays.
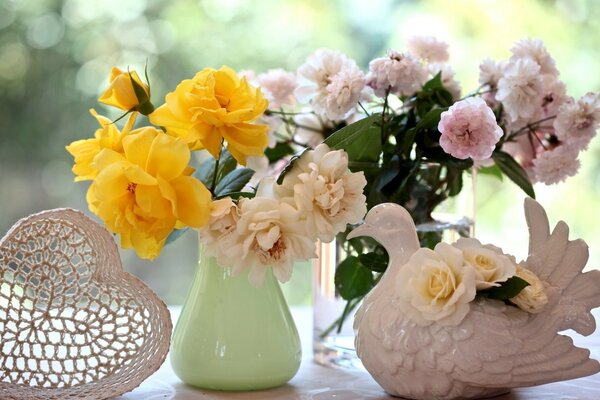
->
[[510, 265, 548, 314], [198, 197, 241, 268], [398, 243, 477, 326], [230, 197, 316, 287], [453, 238, 516, 290], [276, 143, 367, 242]]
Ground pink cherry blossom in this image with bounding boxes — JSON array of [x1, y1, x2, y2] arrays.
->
[[438, 97, 503, 160]]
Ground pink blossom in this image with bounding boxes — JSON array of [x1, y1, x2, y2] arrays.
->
[[438, 97, 503, 160]]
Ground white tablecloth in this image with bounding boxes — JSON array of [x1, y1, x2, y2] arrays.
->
[[116, 307, 600, 400]]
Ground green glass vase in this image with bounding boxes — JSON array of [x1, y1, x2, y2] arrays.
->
[[170, 245, 302, 391]]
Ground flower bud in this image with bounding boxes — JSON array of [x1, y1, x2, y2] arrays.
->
[[510, 265, 548, 313], [99, 67, 154, 114]]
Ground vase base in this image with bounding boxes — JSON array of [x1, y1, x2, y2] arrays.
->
[[313, 335, 364, 370]]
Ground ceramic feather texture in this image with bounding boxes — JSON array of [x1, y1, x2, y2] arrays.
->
[[349, 199, 600, 400], [0, 209, 172, 400]]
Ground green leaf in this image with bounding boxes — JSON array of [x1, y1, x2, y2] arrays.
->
[[492, 151, 535, 198], [194, 158, 216, 187], [323, 114, 380, 155], [479, 276, 530, 300], [447, 170, 463, 197], [216, 149, 237, 181], [214, 168, 254, 197], [343, 125, 382, 162], [334, 256, 375, 300], [276, 147, 309, 184], [416, 107, 447, 130], [478, 165, 503, 180], [358, 252, 389, 273], [265, 142, 295, 162], [165, 228, 188, 245], [422, 72, 444, 91]]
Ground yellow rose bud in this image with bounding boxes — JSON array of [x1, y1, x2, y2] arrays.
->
[[99, 67, 153, 114]]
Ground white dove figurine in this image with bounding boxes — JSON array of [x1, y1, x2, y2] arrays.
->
[[347, 199, 600, 400]]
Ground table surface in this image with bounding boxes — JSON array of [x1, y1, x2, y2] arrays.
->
[[116, 307, 600, 400]]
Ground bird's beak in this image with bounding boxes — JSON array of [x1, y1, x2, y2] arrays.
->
[[347, 223, 373, 240]]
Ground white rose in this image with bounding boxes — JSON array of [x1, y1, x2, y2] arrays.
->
[[453, 238, 516, 290], [510, 265, 548, 314], [398, 243, 477, 326], [230, 196, 316, 287], [276, 143, 367, 242], [198, 197, 241, 268]]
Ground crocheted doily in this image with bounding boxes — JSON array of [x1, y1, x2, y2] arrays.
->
[[0, 209, 172, 400]]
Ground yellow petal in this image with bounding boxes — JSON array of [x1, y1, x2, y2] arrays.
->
[[135, 184, 172, 217], [92, 163, 130, 202], [221, 123, 269, 165], [92, 148, 126, 171], [123, 164, 157, 186], [170, 175, 211, 228], [122, 129, 157, 168], [66, 138, 100, 181], [146, 133, 190, 180]]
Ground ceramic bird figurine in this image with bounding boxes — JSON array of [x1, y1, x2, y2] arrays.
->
[[348, 199, 600, 400]]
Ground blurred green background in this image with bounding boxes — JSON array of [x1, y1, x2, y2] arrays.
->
[[1, 0, 599, 305]]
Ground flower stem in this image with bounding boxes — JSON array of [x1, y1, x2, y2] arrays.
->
[[210, 142, 224, 194], [507, 115, 557, 141]]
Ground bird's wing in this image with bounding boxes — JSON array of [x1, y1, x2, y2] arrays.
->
[[446, 298, 599, 388], [524, 198, 600, 335], [445, 199, 600, 388]]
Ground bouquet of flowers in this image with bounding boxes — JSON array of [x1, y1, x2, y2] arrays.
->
[[66, 65, 367, 287], [236, 36, 600, 329]]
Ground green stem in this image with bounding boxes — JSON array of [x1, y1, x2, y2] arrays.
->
[[210, 142, 225, 194], [381, 87, 391, 147]]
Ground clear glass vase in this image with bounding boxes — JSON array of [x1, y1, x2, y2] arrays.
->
[[313, 166, 476, 369], [171, 243, 302, 390]]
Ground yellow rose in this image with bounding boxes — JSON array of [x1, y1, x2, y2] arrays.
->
[[510, 265, 548, 314], [398, 243, 477, 326], [87, 128, 211, 259], [99, 67, 153, 114], [66, 109, 137, 181], [149, 66, 269, 165]]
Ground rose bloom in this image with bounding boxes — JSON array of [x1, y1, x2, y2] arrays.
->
[[230, 197, 315, 287], [510, 265, 548, 314], [398, 243, 477, 326], [87, 129, 211, 259], [199, 197, 241, 268], [438, 97, 503, 160], [99, 67, 150, 112], [366, 50, 428, 98], [554, 92, 600, 150], [510, 38, 558, 77], [295, 49, 365, 120], [66, 109, 137, 181], [256, 68, 297, 108], [277, 143, 367, 242], [496, 58, 543, 124], [453, 238, 516, 290], [406, 35, 449, 63], [532, 145, 581, 185], [149, 66, 269, 165]]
